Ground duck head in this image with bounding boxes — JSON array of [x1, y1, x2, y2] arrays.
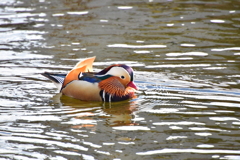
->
[[97, 64, 138, 97]]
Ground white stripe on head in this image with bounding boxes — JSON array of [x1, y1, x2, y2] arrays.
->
[[105, 66, 131, 79]]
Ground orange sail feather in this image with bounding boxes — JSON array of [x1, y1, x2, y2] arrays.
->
[[73, 56, 95, 71], [62, 57, 96, 88]]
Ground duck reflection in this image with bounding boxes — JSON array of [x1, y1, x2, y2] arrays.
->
[[102, 99, 139, 127], [51, 93, 139, 129]]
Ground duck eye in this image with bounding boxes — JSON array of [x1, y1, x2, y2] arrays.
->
[[120, 75, 125, 79]]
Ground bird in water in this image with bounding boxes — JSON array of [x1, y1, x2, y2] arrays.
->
[[42, 57, 138, 102]]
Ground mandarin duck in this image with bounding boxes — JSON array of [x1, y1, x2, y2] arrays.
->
[[42, 57, 138, 102]]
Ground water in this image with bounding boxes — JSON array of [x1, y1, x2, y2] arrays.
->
[[1, 0, 240, 159]]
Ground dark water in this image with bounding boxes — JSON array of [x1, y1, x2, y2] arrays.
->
[[1, 0, 240, 159]]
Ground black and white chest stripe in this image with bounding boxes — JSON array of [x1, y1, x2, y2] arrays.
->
[[99, 90, 130, 102], [100, 90, 112, 102]]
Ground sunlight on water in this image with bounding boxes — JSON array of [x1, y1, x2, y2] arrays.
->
[[146, 63, 210, 68], [67, 11, 89, 15], [211, 47, 240, 51], [180, 43, 196, 47], [136, 148, 240, 155], [210, 19, 225, 23], [107, 44, 167, 48], [153, 121, 205, 126], [113, 126, 150, 131], [133, 50, 151, 54], [52, 13, 65, 17], [117, 6, 133, 10], [166, 52, 208, 57]]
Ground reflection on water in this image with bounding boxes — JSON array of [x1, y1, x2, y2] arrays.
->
[[1, 0, 240, 159]]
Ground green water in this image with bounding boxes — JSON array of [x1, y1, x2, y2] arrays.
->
[[0, 0, 240, 159]]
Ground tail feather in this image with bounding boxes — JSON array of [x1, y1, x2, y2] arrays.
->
[[41, 72, 66, 91], [41, 72, 66, 84]]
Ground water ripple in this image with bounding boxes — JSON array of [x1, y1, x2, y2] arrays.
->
[[113, 126, 150, 131], [107, 43, 167, 48], [0, 136, 88, 151], [136, 148, 240, 155], [166, 52, 208, 57], [0, 0, 240, 159]]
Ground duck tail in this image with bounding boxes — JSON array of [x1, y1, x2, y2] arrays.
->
[[41, 72, 66, 91]]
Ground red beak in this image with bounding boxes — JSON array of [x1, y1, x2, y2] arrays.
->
[[127, 81, 138, 90]]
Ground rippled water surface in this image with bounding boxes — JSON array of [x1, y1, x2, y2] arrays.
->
[[1, 0, 240, 159]]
